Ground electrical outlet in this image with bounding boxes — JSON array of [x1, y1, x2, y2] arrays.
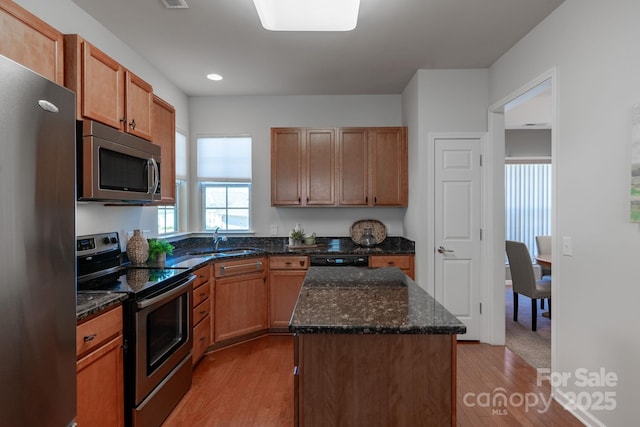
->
[[562, 236, 572, 256], [270, 224, 278, 236]]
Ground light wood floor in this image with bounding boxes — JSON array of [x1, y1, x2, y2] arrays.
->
[[163, 335, 583, 427]]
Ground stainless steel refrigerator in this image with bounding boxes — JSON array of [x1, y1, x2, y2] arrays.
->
[[0, 55, 77, 426]]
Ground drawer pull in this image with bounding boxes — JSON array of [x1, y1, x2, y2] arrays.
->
[[200, 310, 207, 315], [199, 275, 206, 279], [285, 261, 292, 265], [387, 262, 395, 265], [83, 334, 97, 342], [220, 261, 263, 276]]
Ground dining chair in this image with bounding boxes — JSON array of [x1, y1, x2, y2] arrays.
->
[[506, 240, 552, 331]]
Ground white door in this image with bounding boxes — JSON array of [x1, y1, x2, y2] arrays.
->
[[434, 137, 481, 340]]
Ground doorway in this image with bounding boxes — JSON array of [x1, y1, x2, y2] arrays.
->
[[503, 80, 553, 368], [485, 69, 557, 370]]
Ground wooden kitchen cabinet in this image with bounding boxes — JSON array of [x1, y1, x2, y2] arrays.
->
[[0, 0, 64, 85], [269, 256, 308, 331], [369, 127, 408, 206], [214, 257, 267, 343], [152, 95, 176, 204], [64, 34, 153, 140], [370, 254, 415, 279], [271, 128, 335, 206], [76, 305, 124, 427], [192, 264, 212, 365], [337, 128, 369, 205], [272, 127, 408, 207]]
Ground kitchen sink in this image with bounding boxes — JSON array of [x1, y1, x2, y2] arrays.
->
[[185, 248, 262, 257]]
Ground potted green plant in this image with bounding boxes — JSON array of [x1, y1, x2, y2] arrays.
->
[[289, 224, 305, 246], [147, 238, 174, 265]]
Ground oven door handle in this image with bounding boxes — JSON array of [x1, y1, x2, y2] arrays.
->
[[137, 275, 195, 309]]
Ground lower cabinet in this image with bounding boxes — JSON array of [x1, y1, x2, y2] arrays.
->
[[369, 255, 415, 279], [192, 264, 212, 365], [76, 305, 124, 427], [269, 256, 308, 331], [214, 257, 267, 343]]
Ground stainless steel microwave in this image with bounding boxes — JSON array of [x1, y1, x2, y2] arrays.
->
[[77, 120, 161, 203]]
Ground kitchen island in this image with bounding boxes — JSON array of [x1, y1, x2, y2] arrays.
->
[[290, 266, 465, 427]]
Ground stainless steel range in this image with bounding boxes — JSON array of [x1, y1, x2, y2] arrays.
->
[[77, 232, 194, 427]]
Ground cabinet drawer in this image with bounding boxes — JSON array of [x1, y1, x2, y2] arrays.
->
[[369, 255, 412, 270], [76, 305, 122, 357], [193, 299, 209, 327], [270, 256, 308, 270], [215, 257, 265, 278], [192, 315, 210, 365], [193, 265, 211, 288], [192, 281, 210, 307]]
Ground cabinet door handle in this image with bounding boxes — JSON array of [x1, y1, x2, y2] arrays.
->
[[200, 292, 206, 297], [299, 260, 305, 267], [129, 118, 136, 129], [83, 334, 97, 342], [119, 116, 126, 124]]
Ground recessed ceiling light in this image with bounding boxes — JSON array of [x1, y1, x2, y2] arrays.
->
[[253, 0, 360, 32], [206, 73, 223, 81]]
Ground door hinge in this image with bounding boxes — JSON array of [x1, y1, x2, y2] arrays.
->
[[480, 228, 483, 240], [479, 302, 482, 314], [480, 154, 483, 166]]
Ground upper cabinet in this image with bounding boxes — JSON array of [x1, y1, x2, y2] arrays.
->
[[369, 127, 408, 206], [0, 0, 64, 85], [271, 127, 336, 206], [152, 95, 176, 205], [64, 34, 153, 141], [272, 127, 408, 207]]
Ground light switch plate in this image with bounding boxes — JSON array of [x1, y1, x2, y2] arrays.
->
[[562, 236, 573, 256]]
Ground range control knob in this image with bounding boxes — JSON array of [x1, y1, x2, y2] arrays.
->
[[110, 237, 118, 244], [103, 237, 111, 244]]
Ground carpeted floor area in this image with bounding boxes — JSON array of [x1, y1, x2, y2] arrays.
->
[[504, 283, 551, 369]]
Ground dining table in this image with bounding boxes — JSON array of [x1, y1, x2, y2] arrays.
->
[[535, 254, 552, 270]]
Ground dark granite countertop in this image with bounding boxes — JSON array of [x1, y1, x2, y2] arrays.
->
[[168, 236, 415, 259], [76, 235, 415, 321], [76, 292, 128, 322], [289, 266, 466, 335]]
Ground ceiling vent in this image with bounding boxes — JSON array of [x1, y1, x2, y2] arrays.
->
[[161, 0, 189, 9]]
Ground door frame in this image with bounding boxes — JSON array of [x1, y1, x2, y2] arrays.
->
[[483, 67, 558, 367]]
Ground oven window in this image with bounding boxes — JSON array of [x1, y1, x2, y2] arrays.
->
[[146, 294, 188, 373], [100, 148, 149, 192]]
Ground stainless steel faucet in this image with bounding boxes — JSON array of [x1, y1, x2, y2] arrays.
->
[[213, 226, 227, 251]]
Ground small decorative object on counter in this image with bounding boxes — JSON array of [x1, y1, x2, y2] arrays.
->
[[360, 227, 377, 247], [304, 232, 317, 245], [289, 223, 305, 246], [147, 238, 174, 266], [126, 229, 149, 264], [350, 219, 387, 246]]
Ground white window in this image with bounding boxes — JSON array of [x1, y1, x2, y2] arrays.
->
[[505, 161, 552, 259], [197, 136, 252, 231], [158, 131, 187, 235]]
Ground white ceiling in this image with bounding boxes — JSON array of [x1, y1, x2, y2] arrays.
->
[[72, 0, 564, 98]]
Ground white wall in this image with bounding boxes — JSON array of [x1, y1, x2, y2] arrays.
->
[[401, 70, 489, 285], [505, 129, 551, 158], [189, 95, 406, 237], [489, 1, 640, 424]]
